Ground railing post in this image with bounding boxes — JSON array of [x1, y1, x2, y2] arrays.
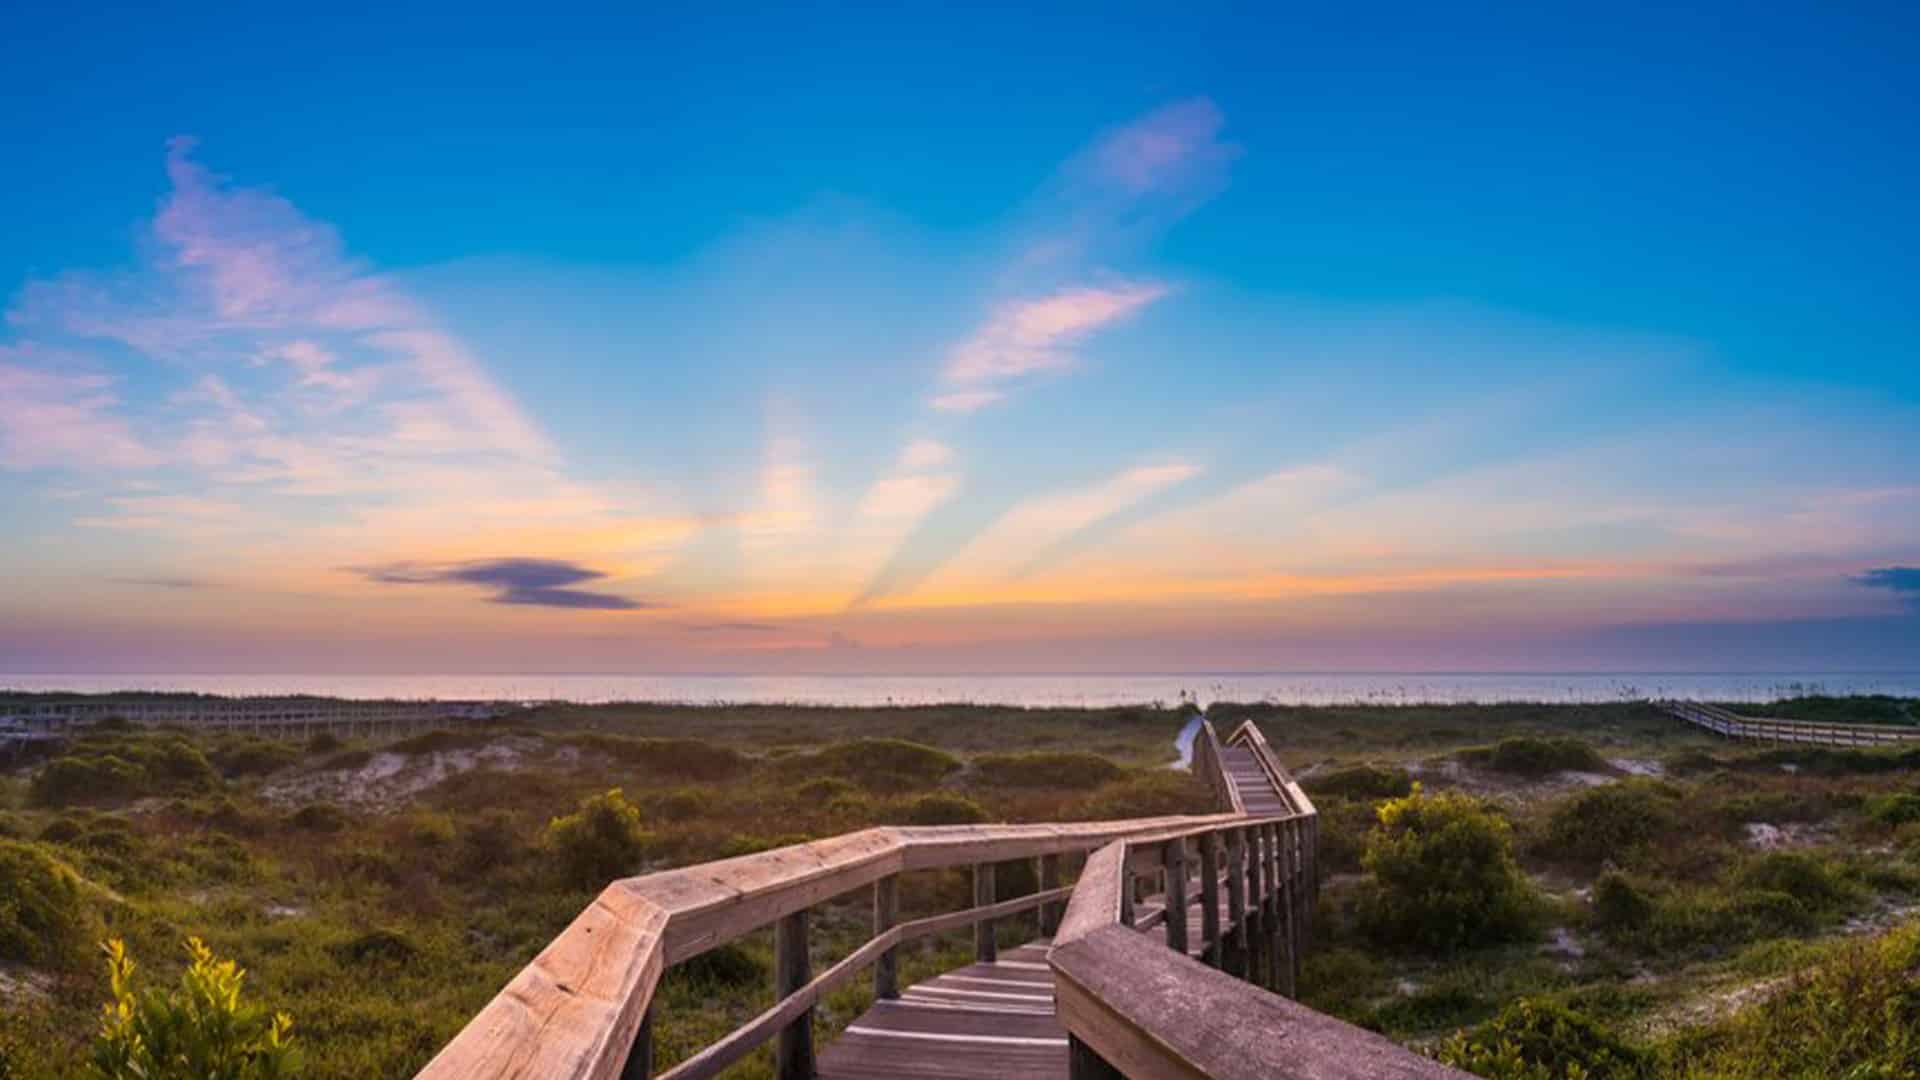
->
[[1248, 825, 1269, 988], [618, 1005, 653, 1080], [1224, 827, 1248, 978], [974, 862, 997, 963], [1120, 863, 1136, 927], [1069, 1034, 1125, 1079], [874, 874, 898, 999], [1199, 830, 1221, 966], [774, 908, 814, 1080], [1038, 853, 1062, 938], [1271, 822, 1296, 997], [1163, 837, 1188, 953]]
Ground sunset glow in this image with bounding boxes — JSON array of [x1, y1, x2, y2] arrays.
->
[[4, 8, 1917, 674]]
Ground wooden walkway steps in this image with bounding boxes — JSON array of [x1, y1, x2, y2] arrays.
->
[[818, 942, 1066, 1079], [1220, 744, 1292, 816]]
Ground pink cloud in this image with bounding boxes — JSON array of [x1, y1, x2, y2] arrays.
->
[[0, 350, 160, 471], [1086, 98, 1238, 197], [942, 282, 1168, 384]]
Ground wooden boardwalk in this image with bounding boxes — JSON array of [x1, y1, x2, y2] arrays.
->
[[422, 717, 1462, 1080], [817, 744, 1298, 1079]]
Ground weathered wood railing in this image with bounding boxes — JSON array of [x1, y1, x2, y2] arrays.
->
[[1659, 699, 1920, 747], [421, 717, 1456, 1078], [1048, 726, 1460, 1078], [419, 814, 1249, 1079]]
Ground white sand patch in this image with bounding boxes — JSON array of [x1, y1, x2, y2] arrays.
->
[[1610, 757, 1665, 777], [0, 965, 55, 1007], [261, 736, 546, 811]]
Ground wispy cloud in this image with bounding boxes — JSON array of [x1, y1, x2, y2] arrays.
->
[[943, 283, 1168, 384], [0, 348, 161, 471], [355, 557, 653, 610], [1079, 97, 1239, 199]]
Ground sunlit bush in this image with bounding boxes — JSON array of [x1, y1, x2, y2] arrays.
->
[[90, 937, 299, 1079], [545, 788, 650, 888], [0, 839, 93, 969], [1358, 787, 1535, 952], [1436, 998, 1646, 1079]]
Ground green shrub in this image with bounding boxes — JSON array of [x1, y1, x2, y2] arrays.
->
[[90, 937, 299, 1079], [668, 943, 763, 988], [31, 736, 220, 806], [545, 788, 650, 888], [1461, 737, 1608, 777], [405, 812, 456, 847], [771, 739, 959, 792], [897, 793, 990, 826], [1307, 764, 1414, 801], [1436, 999, 1646, 1078], [1732, 852, 1854, 914], [794, 777, 859, 803], [0, 839, 92, 969], [1590, 868, 1654, 934], [1865, 792, 1920, 826], [970, 752, 1122, 789], [206, 738, 300, 779], [304, 732, 343, 754], [561, 734, 749, 782], [1076, 771, 1214, 819], [286, 804, 350, 833], [648, 788, 711, 822], [1313, 798, 1379, 874], [329, 928, 418, 966], [1358, 788, 1535, 953], [389, 729, 493, 755], [1541, 781, 1680, 866]]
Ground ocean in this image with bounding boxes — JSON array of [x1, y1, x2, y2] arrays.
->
[[3, 672, 1917, 707]]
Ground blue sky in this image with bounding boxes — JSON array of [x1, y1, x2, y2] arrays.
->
[[2, 3, 1916, 673]]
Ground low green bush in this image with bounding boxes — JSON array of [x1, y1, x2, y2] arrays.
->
[[970, 751, 1121, 789], [1541, 781, 1680, 866], [1306, 764, 1414, 801], [1865, 792, 1920, 826], [771, 739, 960, 792], [1732, 852, 1855, 914], [897, 793, 990, 825], [30, 735, 219, 806], [0, 839, 93, 969], [329, 927, 418, 966], [1358, 788, 1536, 953], [1460, 737, 1608, 777], [545, 788, 651, 888], [206, 737, 300, 779], [648, 788, 711, 822], [1589, 867, 1654, 934], [562, 734, 750, 782], [389, 729, 494, 755], [1075, 771, 1214, 819], [287, 804, 350, 833], [1436, 998, 1647, 1079]]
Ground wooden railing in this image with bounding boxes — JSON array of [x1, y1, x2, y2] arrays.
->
[[1047, 727, 1460, 1078], [419, 814, 1248, 1079], [1660, 700, 1920, 747], [421, 717, 1455, 1078], [1191, 718, 1242, 814]]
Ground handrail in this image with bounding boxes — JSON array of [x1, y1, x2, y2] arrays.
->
[[1192, 718, 1244, 814], [1046, 812, 1462, 1077], [1659, 699, 1920, 747], [420, 814, 1249, 1079]]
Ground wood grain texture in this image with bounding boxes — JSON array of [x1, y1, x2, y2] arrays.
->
[[1051, 926, 1469, 1080]]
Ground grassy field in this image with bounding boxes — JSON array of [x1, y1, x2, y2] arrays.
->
[[3, 696, 1919, 1078]]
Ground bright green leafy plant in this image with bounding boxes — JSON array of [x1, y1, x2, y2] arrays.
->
[[89, 937, 298, 1079]]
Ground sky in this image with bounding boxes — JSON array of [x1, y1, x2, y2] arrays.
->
[[2, 3, 1917, 674]]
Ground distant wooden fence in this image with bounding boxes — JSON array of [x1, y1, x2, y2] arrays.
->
[[0, 696, 507, 740], [418, 718, 1458, 1079], [1659, 699, 1920, 748]]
